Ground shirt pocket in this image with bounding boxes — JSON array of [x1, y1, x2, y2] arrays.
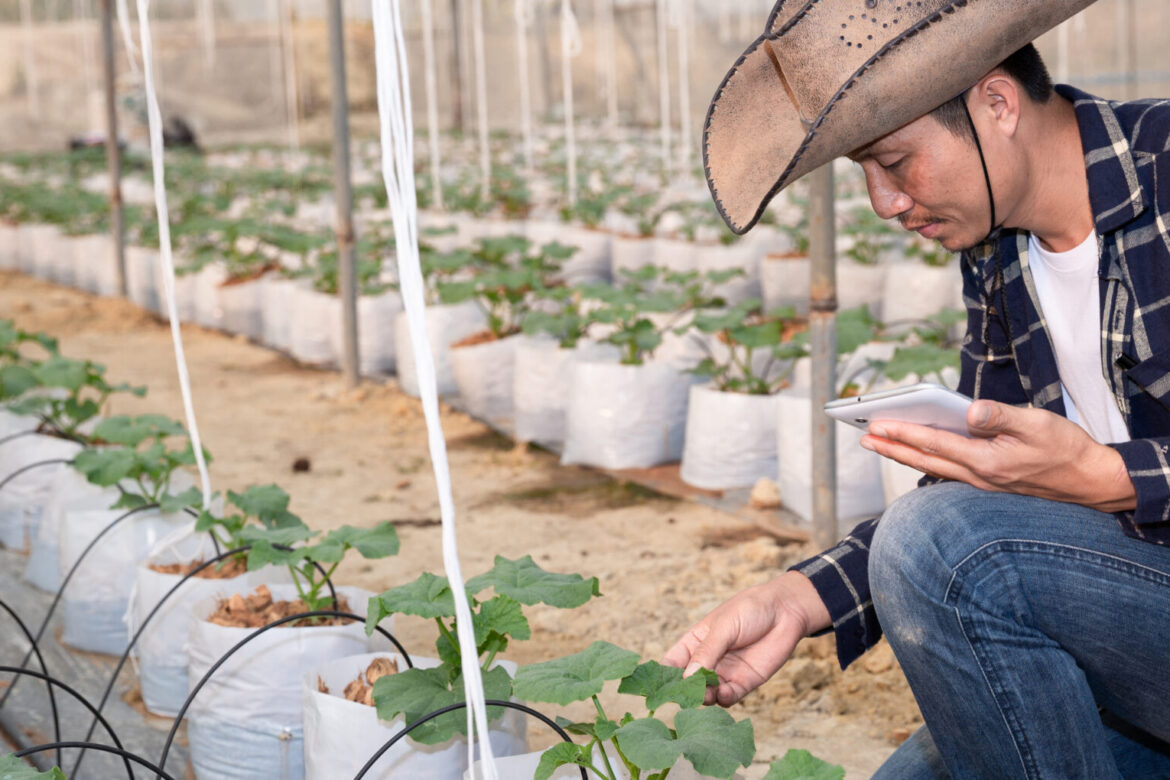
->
[[1122, 347, 1170, 411]]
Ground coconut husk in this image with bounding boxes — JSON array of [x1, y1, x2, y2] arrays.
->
[[340, 656, 399, 708], [206, 584, 353, 628], [148, 556, 248, 580]]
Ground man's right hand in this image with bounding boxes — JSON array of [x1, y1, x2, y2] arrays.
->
[[662, 570, 832, 707]]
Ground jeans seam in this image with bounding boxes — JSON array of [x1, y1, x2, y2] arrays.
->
[[943, 539, 1170, 779]]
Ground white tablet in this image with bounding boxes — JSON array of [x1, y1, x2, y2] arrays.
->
[[823, 383, 974, 438]]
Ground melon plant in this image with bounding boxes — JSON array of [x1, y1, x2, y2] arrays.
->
[[689, 301, 807, 395], [5, 357, 145, 440]]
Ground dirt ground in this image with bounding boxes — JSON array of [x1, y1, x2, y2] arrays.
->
[[0, 270, 922, 778]]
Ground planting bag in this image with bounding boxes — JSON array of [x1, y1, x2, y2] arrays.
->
[[680, 384, 779, 491], [70, 234, 120, 296], [0, 482, 44, 551], [395, 302, 485, 398], [0, 223, 18, 270], [609, 235, 656, 281], [24, 467, 115, 592], [696, 241, 761, 306], [58, 508, 188, 655], [262, 277, 298, 352], [288, 284, 341, 367], [125, 246, 162, 313], [349, 291, 405, 376], [130, 526, 284, 717], [562, 361, 691, 470], [450, 335, 519, 430], [527, 222, 612, 285], [0, 434, 83, 585], [218, 276, 268, 341], [776, 391, 886, 522], [303, 653, 465, 780], [880, 261, 964, 335], [513, 339, 619, 447], [186, 585, 381, 780]]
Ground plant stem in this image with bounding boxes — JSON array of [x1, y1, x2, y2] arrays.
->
[[435, 618, 460, 656], [590, 696, 620, 779]]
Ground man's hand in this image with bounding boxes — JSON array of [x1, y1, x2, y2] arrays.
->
[[662, 571, 830, 707], [861, 399, 1136, 513]]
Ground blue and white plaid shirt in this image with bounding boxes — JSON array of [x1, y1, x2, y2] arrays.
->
[[792, 85, 1170, 669]]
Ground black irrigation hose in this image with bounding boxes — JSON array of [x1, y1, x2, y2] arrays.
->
[[0, 601, 62, 769], [158, 609, 412, 776], [14, 742, 177, 780], [0, 457, 73, 491], [0, 667, 132, 780], [0, 428, 39, 448], [0, 503, 159, 710], [352, 700, 587, 780]]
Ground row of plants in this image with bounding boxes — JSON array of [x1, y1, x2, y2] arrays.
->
[[0, 316, 845, 779]]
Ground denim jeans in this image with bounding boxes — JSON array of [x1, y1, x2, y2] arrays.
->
[[867, 483, 1170, 779]]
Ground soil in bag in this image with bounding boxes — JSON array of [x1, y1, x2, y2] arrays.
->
[[207, 584, 354, 629], [148, 556, 248, 579], [316, 656, 399, 707]]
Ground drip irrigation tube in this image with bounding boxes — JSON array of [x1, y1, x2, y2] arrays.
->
[[14, 742, 177, 780], [0, 667, 131, 779], [352, 699, 587, 780], [158, 609, 411, 775], [0, 503, 158, 709], [0, 458, 74, 492], [0, 428, 40, 448], [0, 601, 62, 769], [70, 542, 346, 776]]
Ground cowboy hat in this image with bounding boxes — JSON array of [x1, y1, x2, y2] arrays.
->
[[705, 0, 1096, 235]]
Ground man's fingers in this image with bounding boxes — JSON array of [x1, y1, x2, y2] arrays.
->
[[864, 434, 988, 489], [967, 399, 1016, 436], [662, 626, 705, 670]]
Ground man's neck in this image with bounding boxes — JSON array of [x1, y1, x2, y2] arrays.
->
[[1008, 97, 1095, 253]]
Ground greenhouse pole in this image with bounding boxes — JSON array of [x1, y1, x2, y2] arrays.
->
[[327, 0, 359, 388], [515, 0, 535, 173], [100, 0, 126, 297], [808, 165, 838, 547], [674, 0, 692, 172], [422, 0, 445, 209], [561, 0, 580, 207], [449, 0, 465, 132], [20, 0, 40, 118], [472, 0, 491, 204], [655, 0, 672, 175]]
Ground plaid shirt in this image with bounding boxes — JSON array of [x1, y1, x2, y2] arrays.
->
[[792, 85, 1170, 670]]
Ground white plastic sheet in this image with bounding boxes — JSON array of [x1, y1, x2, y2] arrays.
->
[[349, 290, 404, 376], [288, 283, 340, 367], [450, 335, 520, 430], [186, 585, 380, 780], [562, 360, 691, 469], [395, 303, 486, 398], [58, 508, 189, 655], [680, 384, 779, 491], [24, 466, 115, 593], [0, 434, 79, 552], [513, 338, 619, 447], [0, 224, 19, 270], [218, 276, 268, 341]]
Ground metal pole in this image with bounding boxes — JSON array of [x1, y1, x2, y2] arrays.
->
[[808, 165, 838, 548], [327, 0, 359, 388], [449, 0, 465, 133], [100, 0, 126, 297], [20, 0, 40, 118]]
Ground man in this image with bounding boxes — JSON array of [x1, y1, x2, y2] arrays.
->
[[665, 2, 1170, 777]]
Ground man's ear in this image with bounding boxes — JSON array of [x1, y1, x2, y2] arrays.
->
[[973, 73, 1021, 140]]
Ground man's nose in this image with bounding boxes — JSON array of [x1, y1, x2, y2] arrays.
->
[[865, 169, 913, 220]]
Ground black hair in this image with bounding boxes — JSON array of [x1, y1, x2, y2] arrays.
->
[[931, 44, 1054, 141]]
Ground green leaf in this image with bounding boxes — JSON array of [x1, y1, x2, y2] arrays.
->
[[466, 555, 600, 609], [372, 572, 456, 619], [159, 485, 203, 514], [93, 414, 185, 447], [228, 484, 291, 521], [32, 356, 89, 392], [323, 522, 400, 559], [882, 344, 960, 382], [474, 594, 530, 655], [512, 641, 641, 706], [762, 749, 846, 780], [73, 447, 135, 487], [0, 365, 39, 399], [0, 755, 68, 780], [617, 661, 719, 711], [535, 742, 589, 780], [617, 708, 754, 778], [371, 664, 512, 745]]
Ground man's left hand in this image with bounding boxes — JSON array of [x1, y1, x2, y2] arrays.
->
[[860, 399, 1136, 513]]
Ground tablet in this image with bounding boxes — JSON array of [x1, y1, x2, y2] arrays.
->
[[823, 383, 974, 438]]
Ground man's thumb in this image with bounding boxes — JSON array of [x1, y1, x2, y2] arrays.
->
[[683, 636, 730, 680], [968, 400, 1004, 433]]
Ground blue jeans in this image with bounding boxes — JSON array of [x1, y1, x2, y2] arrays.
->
[[867, 483, 1170, 779]]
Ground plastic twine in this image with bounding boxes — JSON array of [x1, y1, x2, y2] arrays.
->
[[561, 0, 581, 207], [115, 0, 140, 77], [472, 0, 491, 204], [130, 0, 214, 511], [515, 0, 535, 172], [196, 0, 216, 69], [20, 0, 39, 118], [673, 0, 692, 171], [655, 0, 672, 175], [369, 2, 498, 778], [421, 0, 444, 209]]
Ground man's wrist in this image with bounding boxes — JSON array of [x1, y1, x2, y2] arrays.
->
[[1087, 443, 1137, 513], [772, 570, 832, 637]]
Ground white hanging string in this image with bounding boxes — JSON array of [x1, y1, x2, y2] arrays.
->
[[655, 0, 672, 175], [560, 0, 581, 206], [514, 0, 535, 173], [20, 0, 40, 118], [116, 0, 141, 77], [129, 0, 213, 511], [421, 0, 445, 209], [279, 0, 300, 149], [472, 0, 491, 204], [672, 0, 692, 172], [196, 0, 216, 70], [75, 0, 97, 117], [370, 2, 497, 778], [594, 0, 618, 128]]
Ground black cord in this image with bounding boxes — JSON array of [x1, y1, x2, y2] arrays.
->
[[962, 97, 997, 240], [0, 601, 63, 770], [0, 458, 74, 492], [14, 742, 177, 780]]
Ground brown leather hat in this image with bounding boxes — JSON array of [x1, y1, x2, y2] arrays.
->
[[705, 0, 1095, 235]]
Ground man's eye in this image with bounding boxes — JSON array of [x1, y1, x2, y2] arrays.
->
[[879, 158, 903, 171]]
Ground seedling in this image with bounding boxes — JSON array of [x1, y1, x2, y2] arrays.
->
[[0, 320, 59, 401], [191, 483, 308, 573], [840, 207, 898, 265], [5, 357, 145, 439], [689, 301, 808, 395], [788, 306, 882, 398], [522, 285, 596, 350], [905, 234, 956, 267], [0, 754, 67, 779], [363, 555, 601, 744]]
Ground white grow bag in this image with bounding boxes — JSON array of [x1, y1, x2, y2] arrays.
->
[[450, 335, 520, 431], [125, 247, 161, 313], [303, 653, 528, 779], [288, 284, 341, 367], [0, 434, 81, 552], [526, 222, 612, 285], [24, 466, 118, 593], [70, 233, 120, 296], [130, 527, 287, 717], [186, 585, 382, 780], [680, 384, 779, 491], [0, 223, 19, 270], [58, 507, 189, 655], [562, 361, 692, 470], [880, 261, 963, 334], [395, 302, 485, 398], [760, 252, 810, 314], [261, 276, 299, 352], [347, 291, 405, 376], [513, 339, 619, 447]]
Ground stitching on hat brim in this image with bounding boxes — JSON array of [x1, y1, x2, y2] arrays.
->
[[707, 0, 978, 234]]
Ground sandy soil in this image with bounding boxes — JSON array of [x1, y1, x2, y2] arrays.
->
[[0, 271, 921, 778]]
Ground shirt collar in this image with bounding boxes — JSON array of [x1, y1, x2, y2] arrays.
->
[[1057, 84, 1147, 235]]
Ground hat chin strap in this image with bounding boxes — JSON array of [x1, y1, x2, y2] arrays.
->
[[962, 98, 998, 240]]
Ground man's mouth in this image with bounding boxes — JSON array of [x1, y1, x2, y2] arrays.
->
[[901, 219, 942, 238]]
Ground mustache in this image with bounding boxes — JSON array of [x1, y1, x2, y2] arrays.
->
[[897, 214, 940, 231]]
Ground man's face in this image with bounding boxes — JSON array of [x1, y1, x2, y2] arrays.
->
[[849, 113, 991, 252]]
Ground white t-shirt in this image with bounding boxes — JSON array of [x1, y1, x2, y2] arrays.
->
[[1026, 230, 1130, 445]]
